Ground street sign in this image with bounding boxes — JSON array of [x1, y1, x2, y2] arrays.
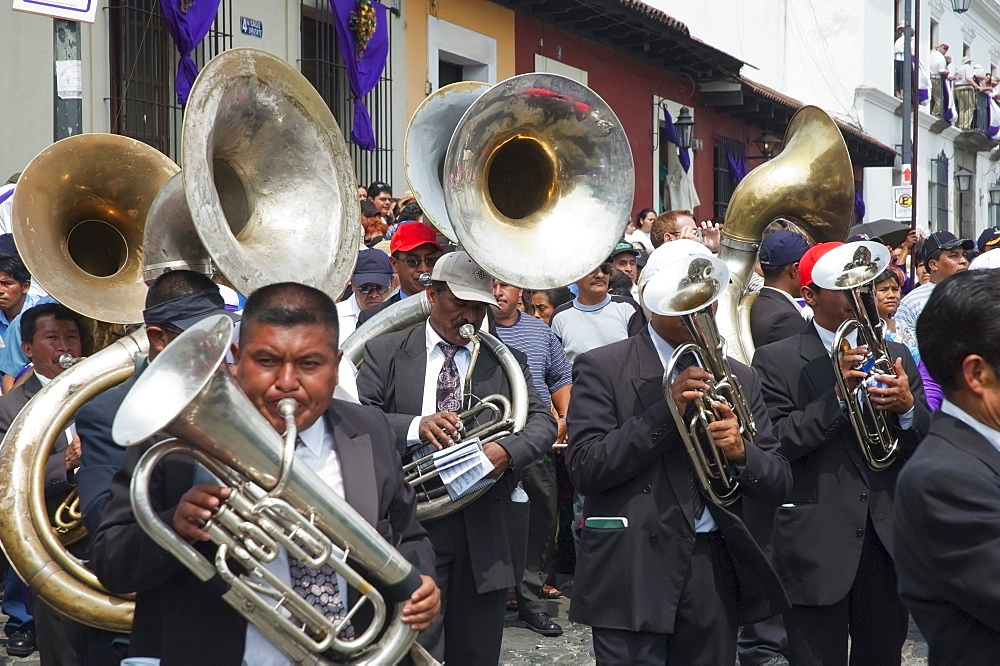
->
[[240, 16, 263, 38], [893, 186, 913, 221], [901, 164, 912, 185], [12, 0, 98, 23]]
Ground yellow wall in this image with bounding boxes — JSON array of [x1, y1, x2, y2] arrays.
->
[[404, 0, 516, 119]]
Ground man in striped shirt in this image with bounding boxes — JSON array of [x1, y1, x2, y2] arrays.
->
[[492, 279, 572, 637]]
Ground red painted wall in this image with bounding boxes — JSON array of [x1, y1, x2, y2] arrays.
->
[[514, 14, 772, 223]]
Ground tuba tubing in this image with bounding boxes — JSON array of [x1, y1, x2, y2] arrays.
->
[[0, 329, 147, 632]]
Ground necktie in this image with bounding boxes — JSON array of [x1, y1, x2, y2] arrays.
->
[[287, 435, 355, 639], [672, 353, 706, 521], [436, 342, 463, 413]]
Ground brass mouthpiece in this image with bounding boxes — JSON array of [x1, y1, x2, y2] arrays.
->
[[459, 324, 476, 340]]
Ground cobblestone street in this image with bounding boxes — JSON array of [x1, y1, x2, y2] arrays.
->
[[500, 578, 931, 665]]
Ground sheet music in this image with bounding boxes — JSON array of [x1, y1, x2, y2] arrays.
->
[[415, 437, 495, 501]]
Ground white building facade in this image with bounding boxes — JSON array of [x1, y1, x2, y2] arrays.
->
[[649, 0, 1000, 239]]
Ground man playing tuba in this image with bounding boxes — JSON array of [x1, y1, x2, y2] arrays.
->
[[565, 240, 791, 664], [89, 282, 440, 664], [356, 251, 556, 666]]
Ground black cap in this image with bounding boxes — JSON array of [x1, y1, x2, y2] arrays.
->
[[977, 227, 1000, 252], [608, 241, 640, 260], [922, 231, 973, 264], [759, 231, 810, 268], [142, 288, 239, 330]]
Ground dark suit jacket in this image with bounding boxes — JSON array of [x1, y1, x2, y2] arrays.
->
[[894, 412, 1000, 664], [355, 292, 403, 327], [88, 400, 435, 665], [749, 287, 808, 349], [565, 329, 791, 634], [0, 374, 74, 512], [751, 323, 931, 606], [76, 366, 144, 533], [355, 323, 557, 594]]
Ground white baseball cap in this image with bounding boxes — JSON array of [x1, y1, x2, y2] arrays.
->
[[430, 251, 498, 306]]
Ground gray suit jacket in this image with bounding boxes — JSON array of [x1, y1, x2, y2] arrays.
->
[[355, 323, 557, 593]]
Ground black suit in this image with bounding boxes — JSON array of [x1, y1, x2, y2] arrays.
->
[[566, 329, 791, 664], [76, 366, 144, 532], [88, 400, 435, 665], [749, 287, 808, 348], [356, 323, 556, 665], [752, 323, 931, 664], [894, 411, 1000, 664]]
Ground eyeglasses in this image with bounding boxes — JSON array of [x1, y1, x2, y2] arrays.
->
[[598, 263, 612, 275], [399, 255, 438, 269], [356, 283, 391, 294]]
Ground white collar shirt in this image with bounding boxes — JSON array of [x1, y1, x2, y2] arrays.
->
[[940, 399, 1000, 455], [335, 295, 363, 346], [404, 321, 474, 445]]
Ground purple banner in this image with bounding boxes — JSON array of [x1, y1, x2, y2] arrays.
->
[[332, 0, 390, 151], [160, 0, 223, 106], [854, 189, 865, 223], [661, 107, 691, 173], [726, 147, 747, 185]]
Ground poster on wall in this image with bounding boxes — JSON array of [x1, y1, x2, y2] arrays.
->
[[12, 0, 98, 23]]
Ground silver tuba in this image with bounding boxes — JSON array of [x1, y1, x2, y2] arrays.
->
[[643, 255, 757, 507], [809, 241, 898, 471], [344, 73, 634, 520], [114, 315, 422, 665]]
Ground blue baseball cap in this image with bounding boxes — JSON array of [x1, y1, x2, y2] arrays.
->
[[759, 231, 810, 268], [353, 249, 393, 287]]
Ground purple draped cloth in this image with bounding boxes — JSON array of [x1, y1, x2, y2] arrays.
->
[[854, 189, 866, 223], [941, 73, 956, 122], [725, 148, 747, 185], [661, 108, 691, 172], [332, 0, 389, 151], [160, 0, 223, 106]]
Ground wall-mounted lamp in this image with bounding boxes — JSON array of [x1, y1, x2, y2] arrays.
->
[[750, 132, 783, 160], [951, 0, 972, 14], [956, 167, 974, 192], [674, 106, 695, 150]]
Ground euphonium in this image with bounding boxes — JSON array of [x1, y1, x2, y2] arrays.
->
[[643, 255, 756, 507], [715, 106, 856, 364], [113, 315, 422, 665], [809, 241, 898, 471]]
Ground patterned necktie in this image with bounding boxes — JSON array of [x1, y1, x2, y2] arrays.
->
[[287, 435, 355, 639], [673, 353, 706, 521], [436, 342, 463, 413]]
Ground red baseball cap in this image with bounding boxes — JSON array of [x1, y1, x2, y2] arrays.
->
[[798, 241, 844, 289], [389, 221, 443, 254]]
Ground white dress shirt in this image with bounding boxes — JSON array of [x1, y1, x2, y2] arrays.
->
[[940, 400, 1000, 455], [243, 416, 348, 666], [404, 321, 473, 445], [336, 295, 362, 346], [647, 324, 718, 533]]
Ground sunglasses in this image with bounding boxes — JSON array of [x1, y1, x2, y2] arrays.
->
[[356, 283, 391, 294], [598, 263, 612, 275], [399, 256, 439, 269]]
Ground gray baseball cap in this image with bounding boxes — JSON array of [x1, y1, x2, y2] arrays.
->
[[430, 251, 498, 306]]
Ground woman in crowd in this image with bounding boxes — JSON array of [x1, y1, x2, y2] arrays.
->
[[625, 208, 656, 251], [530, 287, 574, 326]]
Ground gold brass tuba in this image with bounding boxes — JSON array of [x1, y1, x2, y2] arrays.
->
[[643, 255, 756, 506], [714, 106, 856, 364], [809, 241, 899, 471], [0, 132, 177, 631], [115, 315, 422, 664]]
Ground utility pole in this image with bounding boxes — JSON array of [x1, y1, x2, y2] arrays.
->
[[53, 20, 82, 140]]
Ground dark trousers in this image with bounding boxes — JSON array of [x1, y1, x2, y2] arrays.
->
[[514, 454, 557, 615], [784, 518, 908, 665], [738, 502, 787, 665], [34, 599, 123, 666], [417, 512, 506, 666], [592, 533, 738, 665]]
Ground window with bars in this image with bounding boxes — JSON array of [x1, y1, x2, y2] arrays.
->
[[929, 151, 949, 232], [713, 137, 744, 221], [107, 0, 233, 160], [300, 0, 395, 190]]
